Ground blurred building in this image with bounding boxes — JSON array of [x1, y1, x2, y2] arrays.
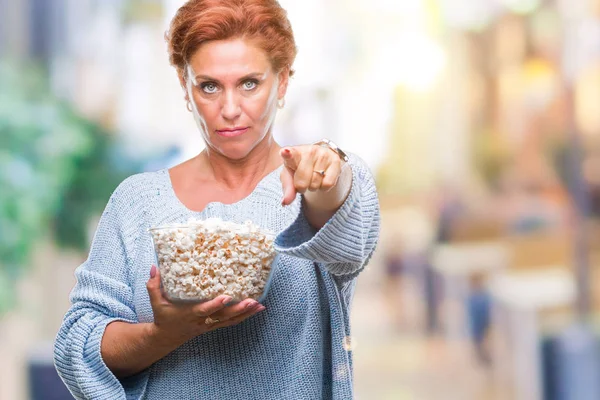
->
[[2, 0, 600, 399]]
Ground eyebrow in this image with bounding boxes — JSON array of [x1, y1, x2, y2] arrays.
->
[[193, 72, 265, 83]]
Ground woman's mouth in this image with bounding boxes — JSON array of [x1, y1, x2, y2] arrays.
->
[[216, 127, 249, 137]]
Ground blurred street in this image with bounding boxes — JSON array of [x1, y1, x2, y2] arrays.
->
[[352, 255, 507, 400], [3, 0, 600, 399]]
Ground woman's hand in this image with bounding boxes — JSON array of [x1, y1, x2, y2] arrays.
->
[[146, 265, 265, 346], [279, 145, 344, 206], [280, 144, 352, 228]]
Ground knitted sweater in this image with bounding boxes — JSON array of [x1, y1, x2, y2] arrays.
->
[[54, 153, 380, 400]]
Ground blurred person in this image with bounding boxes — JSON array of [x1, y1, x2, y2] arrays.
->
[[434, 184, 465, 243], [466, 272, 492, 366], [53, 1, 380, 399], [382, 246, 406, 331], [422, 253, 441, 336], [421, 185, 466, 335], [583, 155, 600, 218]]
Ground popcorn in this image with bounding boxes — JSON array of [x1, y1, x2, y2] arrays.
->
[[149, 218, 275, 302]]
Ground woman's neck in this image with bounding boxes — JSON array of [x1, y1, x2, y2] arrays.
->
[[200, 139, 282, 191]]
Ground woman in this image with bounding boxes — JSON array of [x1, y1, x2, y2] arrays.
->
[[54, 1, 380, 399]]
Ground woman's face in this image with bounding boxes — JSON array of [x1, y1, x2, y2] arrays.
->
[[182, 38, 288, 160]]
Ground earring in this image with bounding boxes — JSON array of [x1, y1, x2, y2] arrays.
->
[[277, 98, 286, 109], [186, 100, 193, 112]]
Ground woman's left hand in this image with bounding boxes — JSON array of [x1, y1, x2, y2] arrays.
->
[[279, 145, 344, 206]]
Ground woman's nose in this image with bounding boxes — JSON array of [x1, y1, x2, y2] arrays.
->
[[221, 91, 242, 120]]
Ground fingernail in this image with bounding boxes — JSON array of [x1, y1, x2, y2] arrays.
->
[[256, 306, 266, 312], [222, 296, 232, 305], [282, 148, 291, 157], [150, 265, 156, 278], [246, 301, 257, 309]]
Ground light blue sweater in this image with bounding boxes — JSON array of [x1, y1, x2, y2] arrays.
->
[[54, 154, 380, 399]]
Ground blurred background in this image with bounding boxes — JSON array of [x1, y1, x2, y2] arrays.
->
[[2, 0, 600, 399]]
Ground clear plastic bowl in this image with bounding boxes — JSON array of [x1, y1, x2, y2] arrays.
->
[[148, 220, 276, 303]]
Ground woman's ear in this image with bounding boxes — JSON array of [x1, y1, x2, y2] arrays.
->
[[178, 70, 189, 100], [277, 67, 290, 100]]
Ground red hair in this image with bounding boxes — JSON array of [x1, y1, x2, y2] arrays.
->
[[166, 0, 297, 78]]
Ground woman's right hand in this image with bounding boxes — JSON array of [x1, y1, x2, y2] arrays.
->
[[146, 265, 266, 346]]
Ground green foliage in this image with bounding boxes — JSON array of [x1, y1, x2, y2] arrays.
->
[[0, 60, 134, 314], [52, 127, 131, 251]]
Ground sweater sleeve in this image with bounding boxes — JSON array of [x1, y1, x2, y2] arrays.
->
[[53, 177, 149, 400], [274, 153, 380, 280]]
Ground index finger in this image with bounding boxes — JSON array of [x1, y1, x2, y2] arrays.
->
[[280, 147, 301, 171]]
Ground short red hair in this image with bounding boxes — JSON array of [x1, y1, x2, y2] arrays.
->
[[166, 0, 297, 78]]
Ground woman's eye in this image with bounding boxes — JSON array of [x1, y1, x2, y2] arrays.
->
[[201, 83, 218, 94], [242, 80, 257, 90]]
